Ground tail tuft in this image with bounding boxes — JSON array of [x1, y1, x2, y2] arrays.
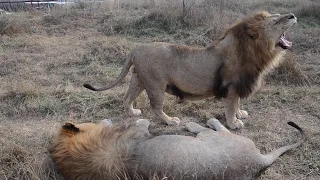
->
[[287, 121, 305, 138], [83, 84, 97, 91]]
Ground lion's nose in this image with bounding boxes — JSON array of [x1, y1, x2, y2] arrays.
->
[[288, 13, 296, 19]]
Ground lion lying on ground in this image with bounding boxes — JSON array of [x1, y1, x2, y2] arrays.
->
[[50, 119, 304, 180], [84, 11, 297, 129]]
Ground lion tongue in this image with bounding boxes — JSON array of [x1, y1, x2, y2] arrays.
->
[[278, 36, 292, 49]]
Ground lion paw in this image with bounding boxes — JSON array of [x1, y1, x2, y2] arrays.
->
[[186, 122, 206, 133], [101, 119, 113, 127], [206, 118, 220, 130], [129, 109, 142, 116], [227, 119, 244, 130], [166, 117, 180, 126], [136, 119, 150, 128], [236, 110, 248, 119]]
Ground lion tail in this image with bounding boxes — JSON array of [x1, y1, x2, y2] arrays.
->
[[83, 53, 134, 91], [262, 121, 305, 167]]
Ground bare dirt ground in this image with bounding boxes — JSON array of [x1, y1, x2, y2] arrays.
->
[[0, 0, 319, 179]]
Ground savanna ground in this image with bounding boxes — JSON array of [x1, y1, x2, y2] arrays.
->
[[0, 0, 319, 179]]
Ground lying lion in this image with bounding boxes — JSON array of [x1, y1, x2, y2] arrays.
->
[[50, 119, 304, 180], [83, 11, 297, 129]]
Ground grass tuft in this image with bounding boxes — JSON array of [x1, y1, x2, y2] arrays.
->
[[267, 52, 311, 86], [42, 14, 62, 26]]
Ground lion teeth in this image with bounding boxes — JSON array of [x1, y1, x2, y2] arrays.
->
[[278, 36, 292, 49]]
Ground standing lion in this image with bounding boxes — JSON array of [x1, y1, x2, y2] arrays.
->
[[84, 11, 297, 129]]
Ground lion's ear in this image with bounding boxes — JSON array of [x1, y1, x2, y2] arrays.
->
[[245, 22, 260, 39], [246, 27, 259, 39], [232, 22, 259, 39], [62, 122, 80, 133]]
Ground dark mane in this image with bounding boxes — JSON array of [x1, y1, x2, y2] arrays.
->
[[215, 11, 281, 98], [213, 62, 230, 99]]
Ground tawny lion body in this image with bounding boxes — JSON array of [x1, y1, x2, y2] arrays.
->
[[50, 119, 304, 180], [84, 11, 297, 129]]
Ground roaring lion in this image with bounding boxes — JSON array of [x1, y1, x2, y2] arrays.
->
[[84, 11, 297, 129], [50, 119, 304, 180]]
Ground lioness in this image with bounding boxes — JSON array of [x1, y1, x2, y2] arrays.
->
[[50, 119, 304, 180], [84, 11, 297, 129]]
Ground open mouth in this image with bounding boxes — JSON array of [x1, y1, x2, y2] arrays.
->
[[277, 33, 292, 49]]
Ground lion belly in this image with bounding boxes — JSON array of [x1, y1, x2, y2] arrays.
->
[[135, 134, 263, 179]]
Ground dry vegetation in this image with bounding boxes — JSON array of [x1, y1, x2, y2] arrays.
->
[[0, 0, 319, 179]]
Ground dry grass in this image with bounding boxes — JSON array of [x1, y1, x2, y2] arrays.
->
[[0, 0, 319, 179], [266, 52, 311, 86]]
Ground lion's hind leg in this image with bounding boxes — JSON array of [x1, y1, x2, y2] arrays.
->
[[123, 73, 144, 116], [186, 119, 230, 135], [206, 118, 230, 133], [144, 82, 180, 126], [186, 122, 210, 134]]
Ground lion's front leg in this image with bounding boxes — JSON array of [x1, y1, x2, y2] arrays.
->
[[236, 98, 249, 119], [143, 79, 180, 126], [149, 93, 180, 126], [237, 109, 248, 119], [223, 89, 244, 129]]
